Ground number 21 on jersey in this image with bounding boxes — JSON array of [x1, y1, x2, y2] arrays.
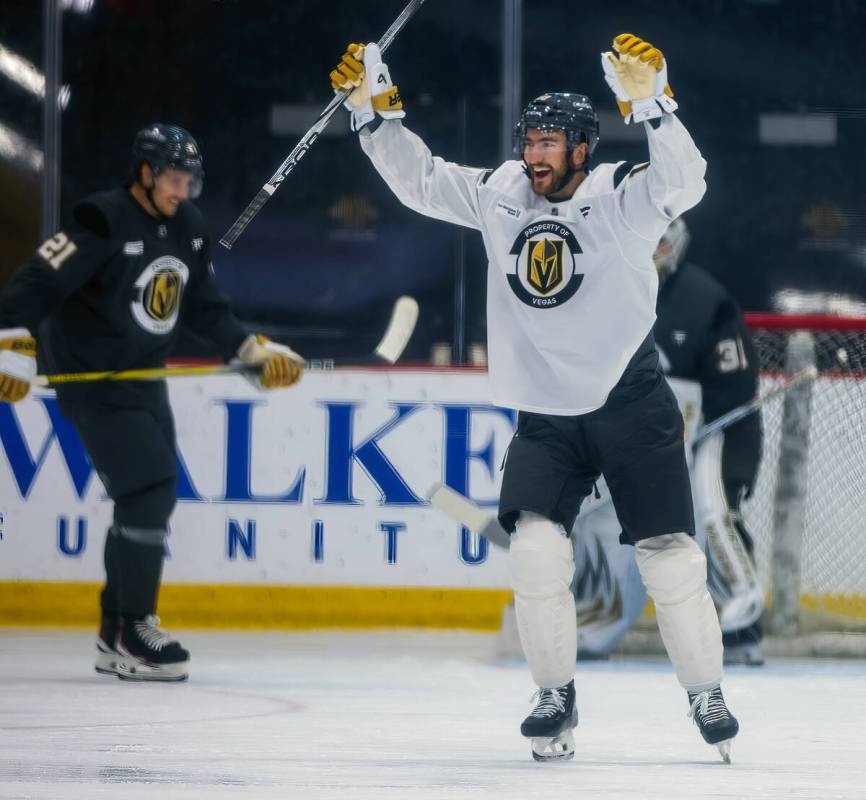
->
[[38, 232, 78, 270]]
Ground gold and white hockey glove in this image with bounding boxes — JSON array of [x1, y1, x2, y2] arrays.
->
[[0, 328, 37, 404], [601, 33, 678, 124], [236, 334, 304, 390], [330, 42, 405, 132]]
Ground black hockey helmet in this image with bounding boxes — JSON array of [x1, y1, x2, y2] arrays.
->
[[514, 93, 600, 157], [131, 123, 204, 198]]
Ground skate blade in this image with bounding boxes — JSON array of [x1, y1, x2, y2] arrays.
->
[[115, 657, 189, 682], [531, 730, 575, 762], [716, 739, 733, 764]]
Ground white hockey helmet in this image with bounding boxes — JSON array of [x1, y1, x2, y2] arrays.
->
[[653, 217, 691, 279]]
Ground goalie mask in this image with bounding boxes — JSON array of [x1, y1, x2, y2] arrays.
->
[[132, 123, 205, 200], [654, 217, 691, 283], [514, 93, 600, 162]]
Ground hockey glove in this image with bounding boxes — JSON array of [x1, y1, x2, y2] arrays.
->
[[0, 328, 37, 403], [601, 33, 678, 124], [236, 334, 304, 390], [330, 42, 405, 132]]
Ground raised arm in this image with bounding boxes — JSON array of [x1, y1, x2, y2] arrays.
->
[[331, 42, 486, 230], [601, 33, 707, 241]]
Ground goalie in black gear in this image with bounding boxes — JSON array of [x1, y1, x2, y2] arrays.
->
[[0, 123, 305, 681], [566, 216, 764, 666]]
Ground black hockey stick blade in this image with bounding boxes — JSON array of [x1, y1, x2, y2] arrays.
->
[[219, 0, 427, 250]]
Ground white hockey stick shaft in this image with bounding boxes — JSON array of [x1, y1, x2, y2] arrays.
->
[[219, 0, 427, 249], [693, 364, 817, 446], [427, 483, 511, 550]]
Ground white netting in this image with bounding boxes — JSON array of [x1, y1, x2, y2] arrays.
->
[[741, 315, 866, 633]]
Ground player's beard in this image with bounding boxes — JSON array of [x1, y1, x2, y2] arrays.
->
[[527, 160, 578, 197]]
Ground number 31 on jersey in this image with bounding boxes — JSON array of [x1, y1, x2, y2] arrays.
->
[[717, 337, 749, 373]]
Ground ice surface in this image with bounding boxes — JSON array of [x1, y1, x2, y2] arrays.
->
[[1, 629, 864, 799]]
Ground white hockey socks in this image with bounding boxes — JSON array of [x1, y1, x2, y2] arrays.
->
[[635, 532, 723, 692], [509, 512, 577, 688]]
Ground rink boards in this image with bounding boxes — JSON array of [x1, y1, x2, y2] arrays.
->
[[2, 367, 865, 630], [0, 369, 515, 629]]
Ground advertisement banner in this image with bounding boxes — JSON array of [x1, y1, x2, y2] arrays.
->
[[0, 369, 519, 626]]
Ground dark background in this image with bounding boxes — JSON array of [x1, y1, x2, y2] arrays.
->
[[2, 0, 865, 361]]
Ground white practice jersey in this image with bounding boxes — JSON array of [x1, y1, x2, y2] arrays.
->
[[360, 114, 707, 414]]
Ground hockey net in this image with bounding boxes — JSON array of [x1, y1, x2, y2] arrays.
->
[[742, 314, 866, 645]]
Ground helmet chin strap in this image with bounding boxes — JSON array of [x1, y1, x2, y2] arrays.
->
[[549, 160, 583, 196], [143, 169, 167, 221]]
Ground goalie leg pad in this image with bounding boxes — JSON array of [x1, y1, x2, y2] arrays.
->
[[509, 512, 577, 688], [635, 532, 723, 692], [573, 501, 648, 658], [693, 435, 765, 632]]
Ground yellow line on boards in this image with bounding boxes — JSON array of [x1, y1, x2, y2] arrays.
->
[[0, 582, 514, 631], [2, 582, 864, 630]]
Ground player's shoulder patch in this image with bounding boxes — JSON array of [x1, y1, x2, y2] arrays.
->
[[628, 162, 650, 178]]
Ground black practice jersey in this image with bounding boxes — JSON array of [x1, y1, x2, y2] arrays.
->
[[655, 261, 761, 500], [655, 262, 758, 422], [0, 188, 247, 402]]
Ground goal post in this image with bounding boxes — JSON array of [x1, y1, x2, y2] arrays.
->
[[743, 313, 866, 640]]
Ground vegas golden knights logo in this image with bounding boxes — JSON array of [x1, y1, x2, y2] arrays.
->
[[131, 256, 189, 334], [508, 221, 583, 308], [143, 271, 181, 321], [527, 238, 564, 295]]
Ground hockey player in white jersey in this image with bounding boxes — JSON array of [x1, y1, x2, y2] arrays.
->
[[331, 32, 738, 762]]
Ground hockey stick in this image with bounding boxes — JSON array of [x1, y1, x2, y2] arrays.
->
[[692, 364, 818, 447], [219, 0, 427, 250], [427, 367, 821, 550], [33, 296, 418, 386], [427, 483, 511, 550]]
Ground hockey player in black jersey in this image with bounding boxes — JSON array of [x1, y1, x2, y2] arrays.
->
[[654, 217, 764, 665], [0, 123, 304, 681]]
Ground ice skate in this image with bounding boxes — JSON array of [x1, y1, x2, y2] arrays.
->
[[723, 624, 765, 667], [115, 615, 190, 682], [723, 639, 764, 667], [94, 612, 121, 676], [521, 680, 578, 762], [688, 686, 739, 763]]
